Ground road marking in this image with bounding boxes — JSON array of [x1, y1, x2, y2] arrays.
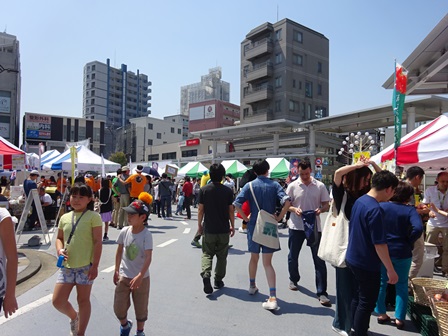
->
[[101, 265, 115, 273], [0, 293, 53, 325], [157, 239, 178, 247], [183, 228, 191, 234], [180, 221, 188, 225]]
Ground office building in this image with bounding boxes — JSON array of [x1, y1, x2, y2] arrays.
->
[[180, 67, 230, 116], [0, 32, 21, 146], [189, 99, 240, 132], [241, 18, 329, 124], [82, 59, 152, 157]]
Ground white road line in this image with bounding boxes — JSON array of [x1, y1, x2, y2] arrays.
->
[[101, 265, 115, 273], [0, 293, 53, 325], [180, 221, 188, 225], [183, 228, 191, 234], [157, 239, 178, 247]]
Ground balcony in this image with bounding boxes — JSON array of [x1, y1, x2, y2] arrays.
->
[[244, 38, 273, 60], [244, 85, 273, 104], [246, 61, 273, 82]]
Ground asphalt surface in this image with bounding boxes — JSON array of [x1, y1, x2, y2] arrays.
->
[[6, 208, 426, 335]]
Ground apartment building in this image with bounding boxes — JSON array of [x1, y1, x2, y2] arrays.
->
[[189, 99, 240, 132]]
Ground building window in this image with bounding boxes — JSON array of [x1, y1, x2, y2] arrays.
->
[[289, 100, 295, 111], [243, 65, 249, 77], [92, 65, 96, 71], [91, 90, 95, 97], [318, 62, 322, 73], [292, 79, 296, 88], [148, 154, 159, 161], [275, 53, 282, 64], [243, 108, 249, 117], [171, 127, 174, 133], [299, 81, 302, 90], [307, 104, 312, 119], [92, 73, 96, 80], [275, 100, 282, 112], [293, 30, 303, 43], [305, 81, 313, 98], [275, 76, 282, 88], [182, 149, 198, 157], [293, 53, 303, 66], [91, 99, 95, 105], [162, 152, 176, 160], [178, 129, 181, 134], [147, 139, 153, 146], [317, 84, 322, 95], [301, 103, 306, 119], [275, 29, 282, 41], [148, 123, 153, 130], [156, 132, 161, 139], [91, 82, 95, 88]]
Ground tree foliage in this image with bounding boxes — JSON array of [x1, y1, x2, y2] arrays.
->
[[108, 152, 127, 167]]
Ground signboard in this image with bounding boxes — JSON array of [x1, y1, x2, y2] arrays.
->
[[186, 138, 200, 146], [0, 97, 11, 113], [26, 114, 52, 139], [165, 164, 178, 177], [204, 104, 216, 119], [11, 155, 25, 170], [315, 157, 322, 165], [353, 151, 371, 163], [315, 171, 322, 179]]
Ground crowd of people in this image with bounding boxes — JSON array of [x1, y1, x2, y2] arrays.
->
[[2, 158, 448, 336]]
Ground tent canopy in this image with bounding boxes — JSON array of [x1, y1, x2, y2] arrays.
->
[[220, 159, 248, 178], [42, 145, 120, 172], [372, 115, 448, 171], [266, 157, 290, 179], [0, 136, 25, 170], [177, 162, 208, 177]]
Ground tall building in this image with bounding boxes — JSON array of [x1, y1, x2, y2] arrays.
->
[[0, 32, 21, 146], [82, 59, 152, 157], [240, 18, 329, 124], [189, 99, 240, 132], [180, 67, 230, 116]]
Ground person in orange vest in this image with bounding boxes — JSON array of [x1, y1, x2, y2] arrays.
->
[[85, 174, 95, 192], [125, 165, 146, 201]]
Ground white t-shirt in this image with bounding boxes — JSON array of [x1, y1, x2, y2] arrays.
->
[[286, 177, 331, 232], [0, 208, 12, 298], [40, 193, 53, 206], [423, 186, 448, 228], [117, 226, 153, 279]]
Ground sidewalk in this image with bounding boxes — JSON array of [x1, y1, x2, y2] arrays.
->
[[17, 249, 42, 285]]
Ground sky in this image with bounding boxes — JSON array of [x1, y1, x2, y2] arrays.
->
[[3, 1, 448, 122]]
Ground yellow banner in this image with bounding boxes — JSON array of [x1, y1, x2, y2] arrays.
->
[[352, 151, 371, 163]]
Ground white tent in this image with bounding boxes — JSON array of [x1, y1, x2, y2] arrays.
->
[[42, 145, 120, 172]]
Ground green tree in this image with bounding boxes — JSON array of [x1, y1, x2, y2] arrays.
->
[[109, 152, 127, 167]]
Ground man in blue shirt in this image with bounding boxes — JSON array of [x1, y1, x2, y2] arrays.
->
[[346, 170, 399, 336], [23, 170, 39, 231], [234, 160, 290, 311]]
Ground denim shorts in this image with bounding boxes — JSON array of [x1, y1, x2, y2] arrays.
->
[[56, 264, 94, 285]]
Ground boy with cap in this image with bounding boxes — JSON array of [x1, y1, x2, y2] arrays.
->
[[113, 199, 153, 336]]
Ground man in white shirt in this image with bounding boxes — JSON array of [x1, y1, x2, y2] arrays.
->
[[423, 172, 448, 276], [223, 174, 235, 193], [286, 161, 331, 306]]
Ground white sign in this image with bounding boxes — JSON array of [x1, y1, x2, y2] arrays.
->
[[204, 104, 216, 119], [0, 97, 10, 113]]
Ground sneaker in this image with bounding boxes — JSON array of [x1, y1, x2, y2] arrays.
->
[[248, 286, 258, 295], [238, 227, 247, 233], [135, 332, 145, 336], [203, 277, 213, 294], [289, 281, 299, 291], [214, 280, 224, 289], [120, 320, 133, 336], [103, 235, 109, 242], [319, 295, 331, 307], [70, 313, 79, 336], [331, 326, 349, 336], [174, 212, 178, 215], [191, 240, 202, 248], [262, 298, 279, 310]]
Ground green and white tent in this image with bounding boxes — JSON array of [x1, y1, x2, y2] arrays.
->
[[266, 157, 290, 179], [177, 162, 208, 177], [220, 159, 248, 178]]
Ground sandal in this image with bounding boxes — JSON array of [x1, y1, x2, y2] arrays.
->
[[377, 315, 391, 324], [395, 319, 405, 330]]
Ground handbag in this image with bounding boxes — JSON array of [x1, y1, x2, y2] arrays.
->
[[317, 192, 349, 268], [249, 182, 280, 249]]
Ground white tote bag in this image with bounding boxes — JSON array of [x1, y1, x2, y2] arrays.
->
[[249, 182, 280, 250], [317, 192, 349, 268]]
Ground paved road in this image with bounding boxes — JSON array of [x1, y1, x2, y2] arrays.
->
[[1, 208, 419, 335]]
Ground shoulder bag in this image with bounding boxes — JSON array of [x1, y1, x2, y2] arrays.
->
[[249, 182, 280, 249], [317, 192, 349, 268]]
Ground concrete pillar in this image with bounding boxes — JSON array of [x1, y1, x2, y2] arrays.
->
[[273, 133, 279, 155], [406, 107, 416, 133], [308, 125, 316, 167], [212, 141, 217, 163]]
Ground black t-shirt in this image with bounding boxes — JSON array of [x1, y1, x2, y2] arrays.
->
[[332, 181, 357, 221], [199, 182, 234, 234]]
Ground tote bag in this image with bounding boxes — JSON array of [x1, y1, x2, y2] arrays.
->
[[249, 182, 280, 250], [317, 192, 349, 268]]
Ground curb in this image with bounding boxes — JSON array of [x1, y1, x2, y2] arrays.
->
[[17, 249, 42, 285]]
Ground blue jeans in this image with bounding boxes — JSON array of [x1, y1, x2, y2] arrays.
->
[[160, 195, 172, 218], [333, 267, 356, 333], [288, 229, 328, 296], [375, 257, 412, 321], [347, 261, 381, 336]]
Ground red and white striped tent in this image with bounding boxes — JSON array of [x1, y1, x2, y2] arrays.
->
[[371, 115, 448, 172], [0, 136, 26, 170]]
